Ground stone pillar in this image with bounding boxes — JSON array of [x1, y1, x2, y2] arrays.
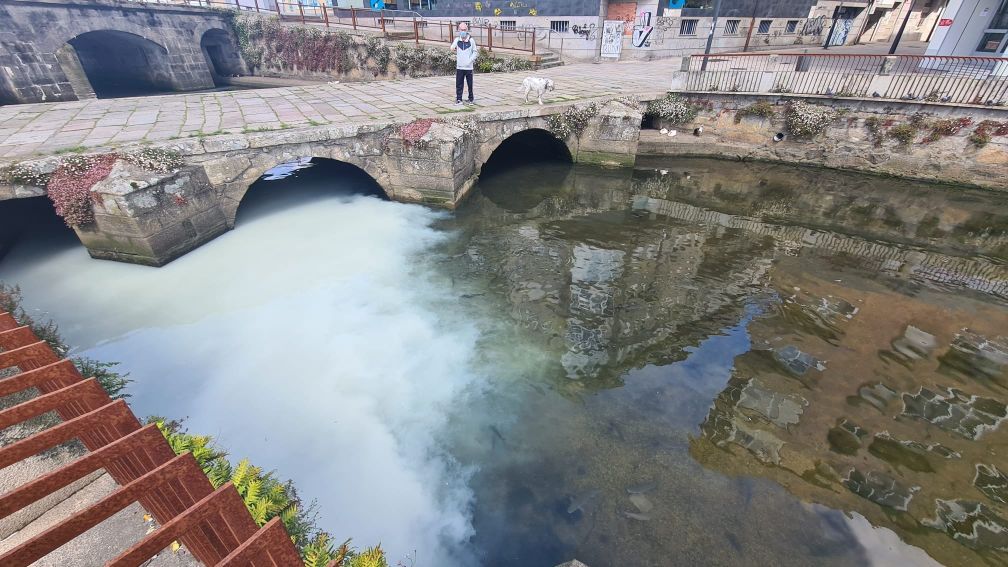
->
[[381, 121, 476, 207], [573, 99, 643, 167], [79, 162, 228, 266]]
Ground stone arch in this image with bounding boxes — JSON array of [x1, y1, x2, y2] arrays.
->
[[200, 28, 244, 86], [65, 30, 175, 98], [220, 148, 393, 227], [478, 126, 575, 175]]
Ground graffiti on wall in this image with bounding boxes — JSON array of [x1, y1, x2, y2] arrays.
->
[[653, 16, 676, 45], [606, 2, 638, 36], [802, 15, 827, 36], [632, 10, 653, 47], [572, 23, 598, 40]]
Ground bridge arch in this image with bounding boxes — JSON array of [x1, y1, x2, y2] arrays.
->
[[224, 153, 392, 227], [200, 28, 244, 86], [65, 30, 175, 98], [479, 127, 575, 178]]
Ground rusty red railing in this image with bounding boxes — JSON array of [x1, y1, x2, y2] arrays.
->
[[121, 0, 540, 55], [0, 311, 304, 566], [683, 52, 1008, 105]]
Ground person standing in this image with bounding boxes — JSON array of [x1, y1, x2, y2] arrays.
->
[[451, 23, 478, 105]]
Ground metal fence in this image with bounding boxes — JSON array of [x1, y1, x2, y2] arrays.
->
[[683, 53, 1008, 105], [0, 311, 303, 566], [123, 0, 542, 54]]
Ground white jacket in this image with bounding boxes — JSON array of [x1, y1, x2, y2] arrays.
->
[[452, 37, 478, 71]]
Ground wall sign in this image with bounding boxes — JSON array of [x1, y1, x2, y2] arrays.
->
[[938, 18, 953, 26], [601, 20, 624, 58]]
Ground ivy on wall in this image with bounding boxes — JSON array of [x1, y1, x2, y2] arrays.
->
[[227, 14, 531, 79], [1, 149, 185, 228]]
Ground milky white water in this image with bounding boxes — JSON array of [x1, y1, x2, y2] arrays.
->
[[0, 173, 489, 565], [3, 156, 1007, 566]]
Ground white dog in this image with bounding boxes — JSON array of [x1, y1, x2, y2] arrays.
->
[[522, 77, 555, 105]]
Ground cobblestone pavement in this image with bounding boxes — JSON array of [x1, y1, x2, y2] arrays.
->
[[0, 59, 677, 161]]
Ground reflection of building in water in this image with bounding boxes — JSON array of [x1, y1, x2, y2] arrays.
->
[[690, 259, 1008, 566]]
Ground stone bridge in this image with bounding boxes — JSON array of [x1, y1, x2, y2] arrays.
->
[[0, 60, 677, 265], [0, 0, 244, 104]]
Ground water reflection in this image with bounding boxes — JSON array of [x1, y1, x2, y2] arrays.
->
[[2, 155, 1007, 566], [445, 158, 1007, 566]]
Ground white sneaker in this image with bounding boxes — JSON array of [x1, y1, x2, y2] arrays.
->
[[454, 100, 463, 105]]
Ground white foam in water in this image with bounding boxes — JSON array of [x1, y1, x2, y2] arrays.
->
[[0, 191, 482, 565]]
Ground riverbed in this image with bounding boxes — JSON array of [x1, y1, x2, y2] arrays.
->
[[1, 156, 1006, 566]]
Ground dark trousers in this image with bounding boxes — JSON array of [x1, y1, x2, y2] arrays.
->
[[455, 69, 473, 101]]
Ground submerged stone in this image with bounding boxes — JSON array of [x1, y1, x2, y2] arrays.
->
[[890, 325, 938, 360], [924, 499, 1008, 551], [975, 464, 1008, 504], [773, 345, 825, 375], [901, 387, 1007, 439], [736, 378, 807, 427], [867, 434, 935, 473], [843, 469, 919, 511]]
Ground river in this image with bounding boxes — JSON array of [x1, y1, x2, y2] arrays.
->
[[1, 156, 1006, 567]]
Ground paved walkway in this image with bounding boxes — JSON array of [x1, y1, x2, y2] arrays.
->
[[0, 60, 677, 161]]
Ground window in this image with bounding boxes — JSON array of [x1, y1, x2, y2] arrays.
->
[[724, 19, 740, 35], [550, 20, 569, 33], [680, 19, 698, 36], [500, 20, 516, 31], [757, 20, 772, 34], [785, 20, 799, 33]]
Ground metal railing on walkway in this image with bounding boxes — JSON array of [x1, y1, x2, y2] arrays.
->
[[0, 311, 304, 566], [124, 0, 541, 54], [680, 53, 1008, 105]]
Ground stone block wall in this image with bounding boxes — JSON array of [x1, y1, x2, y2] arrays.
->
[[0, 0, 241, 103], [640, 93, 1008, 191], [76, 161, 228, 266]]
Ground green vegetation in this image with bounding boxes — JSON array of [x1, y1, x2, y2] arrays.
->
[[969, 119, 1008, 148], [886, 123, 919, 147], [228, 13, 529, 80], [1, 283, 130, 399], [733, 100, 776, 124], [0, 282, 387, 566], [54, 145, 89, 155], [546, 103, 598, 140], [644, 92, 702, 125], [783, 100, 838, 138]]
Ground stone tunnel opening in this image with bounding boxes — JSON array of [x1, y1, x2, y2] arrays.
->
[[478, 129, 575, 212], [0, 196, 78, 266], [480, 129, 573, 180], [66, 31, 175, 98], [201, 29, 244, 87], [236, 158, 388, 226]]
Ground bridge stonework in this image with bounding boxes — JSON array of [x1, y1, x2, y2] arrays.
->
[[0, 0, 242, 104], [47, 100, 642, 266]]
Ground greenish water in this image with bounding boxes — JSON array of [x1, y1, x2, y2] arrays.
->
[[1, 156, 1006, 566]]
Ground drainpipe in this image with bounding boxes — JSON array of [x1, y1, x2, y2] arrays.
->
[[742, 0, 761, 52]]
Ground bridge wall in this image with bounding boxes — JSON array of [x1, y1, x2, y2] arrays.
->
[[0, 0, 241, 103], [31, 100, 641, 266]]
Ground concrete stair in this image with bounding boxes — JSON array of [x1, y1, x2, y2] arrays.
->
[[536, 51, 563, 70]]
